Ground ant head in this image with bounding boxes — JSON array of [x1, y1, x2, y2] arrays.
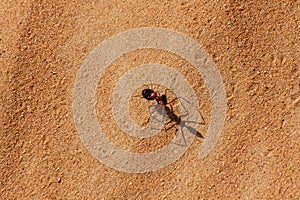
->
[[142, 88, 156, 100]]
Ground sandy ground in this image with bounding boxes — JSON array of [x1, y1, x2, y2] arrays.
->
[[1, 0, 300, 199]]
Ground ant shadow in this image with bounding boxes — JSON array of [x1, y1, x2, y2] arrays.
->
[[149, 97, 206, 146]]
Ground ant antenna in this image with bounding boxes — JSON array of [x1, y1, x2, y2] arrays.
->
[[131, 84, 152, 98]]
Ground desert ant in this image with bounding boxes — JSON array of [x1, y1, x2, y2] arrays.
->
[[140, 87, 205, 140], [141, 88, 175, 108]]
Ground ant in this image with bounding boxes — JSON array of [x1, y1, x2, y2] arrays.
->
[[140, 87, 205, 140], [141, 88, 174, 107], [140, 87, 174, 126]]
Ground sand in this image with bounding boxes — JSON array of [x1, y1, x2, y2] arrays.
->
[[1, 0, 299, 199]]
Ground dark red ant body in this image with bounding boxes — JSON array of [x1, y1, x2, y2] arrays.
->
[[142, 88, 168, 106], [142, 88, 157, 100]]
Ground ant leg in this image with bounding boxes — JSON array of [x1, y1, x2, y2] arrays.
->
[[172, 96, 189, 117], [144, 83, 155, 90], [180, 126, 187, 146], [141, 104, 156, 126], [149, 83, 153, 90], [164, 88, 170, 95], [147, 104, 165, 124], [132, 83, 153, 98], [174, 96, 206, 124], [132, 84, 150, 98], [164, 88, 178, 111], [147, 104, 157, 122], [165, 88, 177, 103], [156, 91, 160, 97], [164, 120, 176, 131], [170, 126, 187, 147], [132, 95, 145, 98], [163, 119, 171, 132], [141, 83, 151, 89], [184, 120, 206, 126]]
